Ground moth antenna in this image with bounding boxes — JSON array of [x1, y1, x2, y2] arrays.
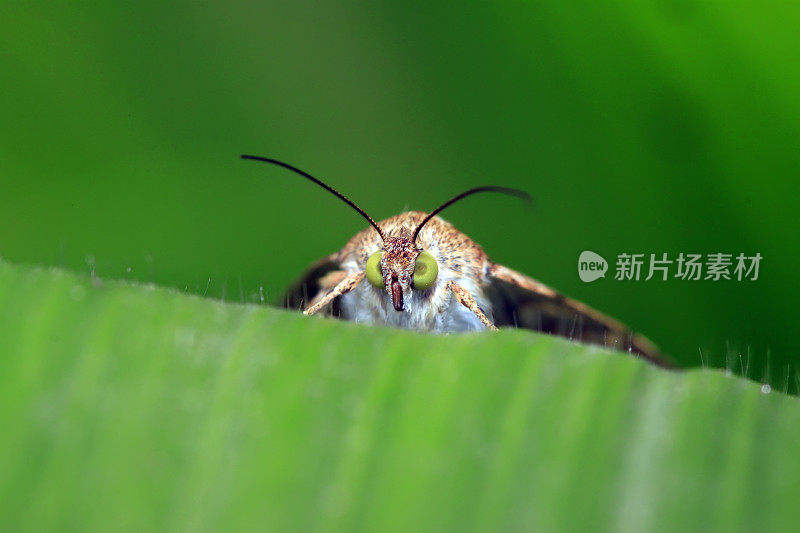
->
[[412, 186, 532, 243], [241, 155, 385, 241]]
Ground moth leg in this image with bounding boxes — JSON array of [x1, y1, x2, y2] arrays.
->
[[304, 271, 365, 316], [446, 280, 498, 331], [302, 270, 348, 311]]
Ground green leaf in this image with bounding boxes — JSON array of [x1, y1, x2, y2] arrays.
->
[[0, 261, 797, 532]]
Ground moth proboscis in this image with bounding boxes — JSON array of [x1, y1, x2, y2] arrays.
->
[[242, 154, 670, 367]]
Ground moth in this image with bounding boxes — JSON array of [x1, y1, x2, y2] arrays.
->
[[242, 155, 668, 366]]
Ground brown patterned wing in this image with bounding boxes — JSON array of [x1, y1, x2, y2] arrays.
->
[[486, 263, 671, 367]]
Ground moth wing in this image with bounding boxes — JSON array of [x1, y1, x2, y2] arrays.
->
[[486, 263, 670, 366], [283, 253, 344, 317]]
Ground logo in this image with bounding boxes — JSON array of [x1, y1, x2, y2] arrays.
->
[[576, 251, 761, 282], [578, 251, 608, 282]]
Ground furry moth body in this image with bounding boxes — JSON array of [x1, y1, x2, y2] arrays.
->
[[243, 155, 668, 366]]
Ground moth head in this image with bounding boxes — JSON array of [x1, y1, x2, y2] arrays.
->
[[366, 238, 439, 312], [240, 154, 530, 313]]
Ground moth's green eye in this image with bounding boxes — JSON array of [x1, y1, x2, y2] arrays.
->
[[366, 251, 384, 288], [412, 251, 438, 290]]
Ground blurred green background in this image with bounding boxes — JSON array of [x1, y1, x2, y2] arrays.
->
[[1, 2, 798, 386]]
